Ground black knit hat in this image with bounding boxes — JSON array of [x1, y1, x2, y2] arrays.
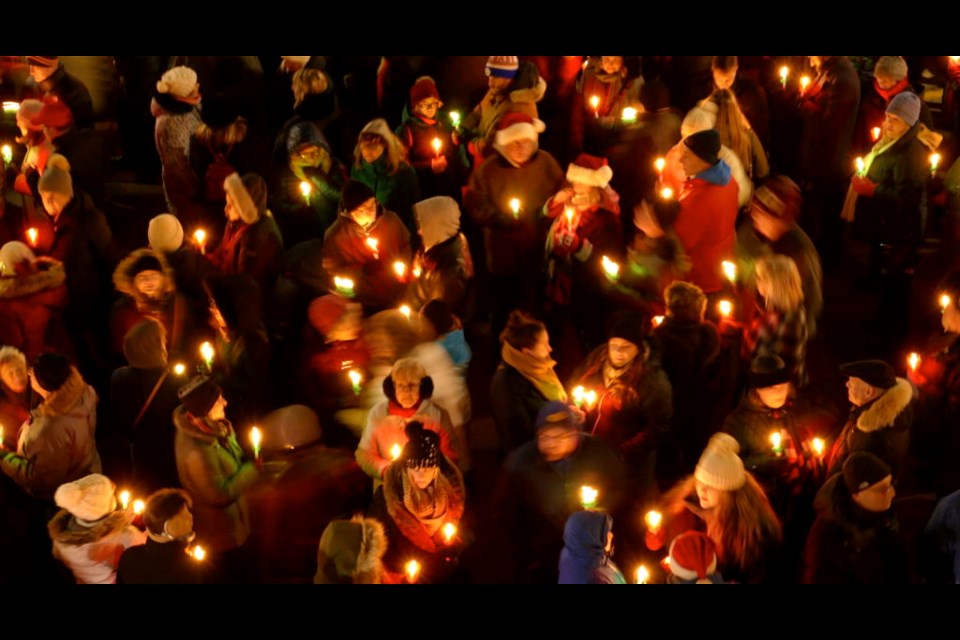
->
[[421, 299, 455, 335], [32, 352, 71, 392], [178, 376, 222, 417], [839, 359, 896, 390], [200, 93, 241, 129], [609, 311, 647, 348], [125, 253, 163, 278], [683, 129, 721, 165], [339, 180, 376, 214], [402, 421, 440, 469], [843, 451, 892, 494], [748, 355, 791, 389]]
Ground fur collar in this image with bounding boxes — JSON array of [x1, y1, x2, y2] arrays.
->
[[0, 258, 65, 299], [37, 367, 90, 418], [112, 248, 177, 307], [48, 509, 134, 545], [856, 378, 914, 433], [350, 515, 387, 582], [510, 76, 547, 105], [172, 405, 231, 444]]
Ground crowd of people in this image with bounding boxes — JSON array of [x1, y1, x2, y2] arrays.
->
[[1, 54, 960, 584]]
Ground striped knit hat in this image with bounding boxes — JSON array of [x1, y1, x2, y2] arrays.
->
[[485, 56, 519, 79]]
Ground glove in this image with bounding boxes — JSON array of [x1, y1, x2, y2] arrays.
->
[[851, 175, 877, 197]]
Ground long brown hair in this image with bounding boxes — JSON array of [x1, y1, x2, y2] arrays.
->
[[194, 118, 248, 151], [708, 89, 754, 178]]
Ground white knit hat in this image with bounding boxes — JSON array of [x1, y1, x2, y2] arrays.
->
[[147, 213, 184, 253], [54, 474, 117, 525], [156, 66, 198, 99], [694, 433, 746, 491], [681, 105, 717, 139], [0, 241, 36, 274]]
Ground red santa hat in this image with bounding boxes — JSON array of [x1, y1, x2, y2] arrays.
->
[[494, 112, 546, 148], [667, 531, 718, 583], [566, 153, 613, 188]]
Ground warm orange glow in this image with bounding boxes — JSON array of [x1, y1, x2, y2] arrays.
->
[[299, 181, 312, 197], [133, 500, 145, 515], [855, 157, 865, 175], [601, 255, 620, 279], [779, 66, 789, 82], [636, 565, 650, 584], [580, 485, 599, 508], [190, 545, 206, 561], [811, 437, 826, 458], [392, 261, 407, 278], [718, 299, 733, 317], [509, 198, 521, 216], [770, 431, 782, 450], [26, 227, 38, 247], [431, 138, 442, 155], [365, 237, 379, 255], [799, 75, 811, 92], [930, 153, 941, 172], [572, 385, 586, 407], [871, 126, 881, 142], [348, 369, 362, 387], [193, 228, 206, 246], [940, 293, 952, 311], [589, 95, 600, 110], [565, 208, 574, 226], [721, 260, 737, 283], [119, 490, 131, 510], [199, 341, 215, 366], [399, 305, 412, 319], [442, 522, 457, 544], [652, 315, 665, 327], [250, 426, 262, 450], [390, 444, 402, 461], [172, 362, 186, 376], [908, 352, 921, 372], [659, 187, 674, 200], [405, 559, 421, 582], [644, 510, 663, 532], [654, 157, 666, 174], [334, 276, 355, 293]]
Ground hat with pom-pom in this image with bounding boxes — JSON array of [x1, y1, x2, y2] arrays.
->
[[54, 474, 117, 525], [156, 66, 198, 100], [668, 531, 719, 583], [566, 153, 613, 188], [402, 421, 441, 469], [147, 214, 184, 254], [38, 153, 72, 198], [694, 432, 746, 491]]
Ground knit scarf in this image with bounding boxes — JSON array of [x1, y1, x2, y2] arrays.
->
[[840, 133, 902, 223], [501, 342, 568, 402], [875, 77, 912, 103], [388, 399, 421, 419], [400, 470, 452, 537]]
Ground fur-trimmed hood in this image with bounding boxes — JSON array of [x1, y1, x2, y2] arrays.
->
[[37, 367, 94, 418], [0, 257, 65, 299], [47, 508, 134, 546], [856, 378, 915, 433], [510, 76, 547, 106], [314, 515, 388, 584], [112, 248, 176, 304]]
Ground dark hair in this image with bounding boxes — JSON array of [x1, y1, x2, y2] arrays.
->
[[499, 310, 546, 350], [508, 61, 541, 93], [665, 281, 707, 323], [712, 56, 738, 71], [143, 489, 193, 536], [421, 299, 455, 335]]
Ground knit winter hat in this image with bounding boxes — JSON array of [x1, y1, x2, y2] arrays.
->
[[874, 56, 908, 82], [680, 106, 717, 138], [413, 196, 460, 252], [38, 154, 73, 198], [339, 179, 377, 214], [494, 112, 546, 148], [26, 56, 58, 68], [683, 129, 721, 166], [224, 172, 264, 224], [608, 311, 647, 349], [147, 214, 184, 253], [753, 175, 803, 222], [285, 120, 330, 156], [403, 421, 441, 468], [694, 433, 746, 491], [842, 451, 892, 495], [567, 154, 614, 188], [668, 531, 718, 582], [30, 96, 73, 129], [54, 474, 116, 525], [32, 352, 72, 392], [156, 66, 199, 100], [839, 359, 896, 390], [886, 92, 921, 127], [307, 294, 349, 336], [535, 400, 579, 432], [485, 56, 520, 79], [200, 92, 240, 129], [122, 320, 168, 370], [16, 99, 45, 131], [124, 252, 164, 279], [748, 354, 791, 389], [0, 241, 36, 274], [178, 376, 222, 417], [409, 76, 441, 108]]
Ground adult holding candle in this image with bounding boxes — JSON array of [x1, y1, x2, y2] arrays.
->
[[0, 348, 31, 448], [558, 510, 627, 584], [24, 56, 95, 131], [147, 213, 214, 325], [576, 56, 643, 153], [151, 66, 203, 221], [10, 99, 52, 197], [321, 180, 412, 311], [351, 118, 420, 233], [853, 57, 933, 156], [464, 112, 564, 332], [0, 241, 69, 361], [411, 196, 474, 317], [709, 56, 770, 150]]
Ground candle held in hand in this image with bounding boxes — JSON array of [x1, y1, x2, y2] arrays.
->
[[200, 342, 215, 369], [119, 490, 131, 510], [718, 299, 733, 317], [348, 369, 362, 395], [799, 75, 811, 94], [365, 237, 379, 258], [299, 181, 312, 203], [778, 66, 789, 88], [26, 227, 38, 247], [636, 565, 650, 584], [580, 485, 599, 509], [431, 137, 442, 156], [659, 187, 674, 200], [654, 157, 666, 175], [940, 293, 952, 311], [644, 510, 663, 533], [250, 426, 262, 461], [1, 144, 11, 165], [770, 431, 783, 455], [399, 305, 412, 320], [871, 126, 881, 142], [721, 260, 737, 283], [908, 352, 921, 373], [193, 229, 207, 255], [449, 111, 461, 127], [508, 198, 521, 219], [133, 500, 145, 515], [405, 559, 421, 583], [442, 522, 457, 544], [855, 157, 865, 176], [652, 315, 665, 327], [393, 261, 407, 279], [811, 437, 826, 458], [621, 106, 638, 123], [601, 255, 620, 281], [172, 362, 186, 376]]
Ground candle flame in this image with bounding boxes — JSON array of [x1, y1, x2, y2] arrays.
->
[[654, 157, 666, 173], [2, 101, 20, 113], [299, 181, 312, 197], [855, 157, 865, 174], [1, 144, 11, 161], [636, 565, 650, 584], [191, 545, 206, 561], [951, 56, 960, 63], [811, 437, 826, 458], [800, 75, 811, 91], [193, 229, 206, 245], [779, 66, 789, 81], [393, 261, 407, 278], [718, 299, 733, 317], [908, 352, 921, 372], [871, 126, 881, 142], [412, 265, 422, 278], [580, 485, 599, 507], [621, 106, 638, 122], [334, 276, 355, 291], [365, 237, 379, 252], [133, 499, 145, 515], [644, 510, 663, 530], [348, 369, 362, 386], [442, 522, 457, 543], [405, 559, 421, 582], [199, 341, 215, 364], [930, 153, 941, 170], [770, 431, 782, 449], [572, 385, 586, 406], [584, 390, 598, 410], [399, 305, 412, 319], [721, 260, 737, 283], [589, 95, 600, 109], [26, 227, 38, 246], [173, 363, 186, 376], [601, 255, 620, 278], [509, 198, 521, 214], [391, 444, 402, 460], [250, 426, 262, 449], [565, 208, 574, 225], [659, 187, 674, 200], [449, 111, 461, 126], [652, 315, 665, 327], [431, 137, 442, 153], [119, 490, 131, 510], [940, 293, 952, 311]]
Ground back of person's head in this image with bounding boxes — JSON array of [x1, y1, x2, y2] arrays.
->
[[709, 88, 752, 172], [753, 175, 803, 224], [143, 488, 194, 541], [509, 60, 541, 92], [665, 281, 707, 323], [420, 299, 456, 336], [499, 309, 545, 350], [292, 68, 330, 107], [756, 254, 803, 313]]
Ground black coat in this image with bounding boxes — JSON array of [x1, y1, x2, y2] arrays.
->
[[798, 56, 861, 184], [116, 539, 205, 584], [46, 191, 119, 307], [416, 233, 473, 317], [490, 363, 549, 455], [35, 65, 95, 130]]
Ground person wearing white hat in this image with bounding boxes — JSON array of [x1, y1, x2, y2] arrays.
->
[[152, 66, 202, 218]]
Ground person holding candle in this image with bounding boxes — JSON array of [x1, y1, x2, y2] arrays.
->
[[350, 118, 420, 232], [313, 515, 390, 584], [411, 196, 474, 317], [1, 352, 102, 502], [10, 99, 53, 197], [368, 420, 466, 581], [173, 375, 258, 556], [576, 56, 644, 153], [47, 473, 147, 584], [396, 76, 469, 202], [24, 57, 95, 131], [0, 347, 32, 448], [802, 451, 909, 584], [0, 241, 69, 361], [558, 509, 626, 584], [853, 57, 933, 156], [151, 66, 203, 221], [28, 96, 105, 206], [146, 213, 215, 327], [647, 433, 784, 583]]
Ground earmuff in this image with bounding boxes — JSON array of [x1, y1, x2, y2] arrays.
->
[[382, 374, 434, 403]]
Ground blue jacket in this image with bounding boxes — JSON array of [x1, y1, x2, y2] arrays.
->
[[925, 490, 960, 584], [558, 510, 626, 584]]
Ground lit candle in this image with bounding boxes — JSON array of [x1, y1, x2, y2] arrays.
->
[[718, 299, 733, 318], [601, 255, 620, 282], [871, 126, 881, 142], [564, 207, 575, 227], [908, 352, 921, 373], [1, 101, 19, 114], [778, 66, 789, 89], [399, 305, 412, 320], [654, 157, 666, 176], [190, 544, 206, 561], [405, 559, 421, 583], [799, 75, 811, 95], [250, 426, 262, 461], [659, 187, 674, 200], [133, 500, 145, 515], [855, 157, 865, 177], [390, 444, 402, 461], [508, 198, 521, 219], [334, 276, 355, 297], [449, 111, 461, 128], [635, 565, 650, 584], [584, 390, 598, 411], [172, 362, 186, 376], [940, 293, 952, 312], [299, 180, 312, 204], [721, 260, 737, 283], [770, 431, 783, 456], [192, 229, 207, 255], [811, 437, 826, 459], [412, 264, 422, 278], [0, 425, 5, 449], [431, 137, 442, 158], [589, 95, 600, 117], [930, 153, 941, 176], [621, 106, 638, 124], [365, 237, 379, 259], [392, 261, 407, 280], [199, 341, 215, 370], [644, 510, 663, 533], [442, 522, 457, 545], [1, 144, 11, 165], [572, 385, 587, 408], [579, 485, 599, 509], [348, 369, 362, 395], [26, 227, 38, 248], [652, 315, 665, 327], [119, 490, 131, 510], [951, 57, 960, 64]]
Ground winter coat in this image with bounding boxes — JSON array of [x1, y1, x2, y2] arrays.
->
[[673, 160, 739, 294], [798, 56, 861, 184], [396, 110, 469, 201], [0, 367, 100, 501], [415, 233, 473, 316], [31, 64, 95, 130], [355, 398, 461, 485], [744, 304, 808, 385], [321, 208, 411, 310], [464, 149, 565, 276], [173, 406, 259, 553], [462, 77, 547, 157], [664, 140, 752, 208], [272, 157, 348, 242], [558, 510, 626, 584], [350, 156, 421, 232], [164, 245, 215, 331], [909, 335, 960, 495], [151, 94, 201, 217], [827, 377, 915, 479], [802, 473, 909, 584], [409, 341, 472, 471], [854, 81, 933, 155], [924, 490, 960, 584], [44, 127, 105, 205], [313, 515, 387, 585], [207, 213, 285, 298], [116, 538, 205, 584], [48, 510, 146, 584], [0, 257, 68, 361], [490, 363, 551, 455]]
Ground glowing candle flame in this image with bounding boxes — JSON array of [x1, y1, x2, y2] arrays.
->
[[565, 208, 575, 226], [299, 181, 312, 197], [718, 299, 733, 317], [391, 444, 402, 461], [770, 431, 782, 452], [580, 485, 599, 508], [348, 369, 362, 395], [654, 157, 666, 174], [940, 293, 952, 311], [119, 490, 131, 510], [908, 352, 921, 372], [721, 260, 737, 283], [365, 237, 379, 255], [191, 545, 206, 561], [659, 187, 674, 200], [601, 255, 620, 280], [393, 261, 407, 279], [572, 385, 586, 407], [193, 228, 206, 246], [442, 522, 457, 544], [431, 137, 442, 155], [584, 390, 598, 411], [173, 363, 186, 376], [799, 75, 811, 93], [2, 101, 20, 114], [855, 157, 865, 175], [449, 111, 461, 127], [930, 153, 941, 173], [133, 500, 145, 515], [652, 315, 665, 327], [399, 305, 412, 319], [334, 276, 355, 294], [199, 342, 215, 367], [26, 227, 38, 247], [250, 426, 262, 460], [644, 510, 663, 532], [811, 437, 826, 458], [951, 56, 960, 64], [1, 144, 11, 165], [636, 565, 650, 584], [589, 95, 600, 110], [621, 106, 638, 123], [412, 265, 422, 278], [405, 559, 421, 582], [509, 198, 521, 217], [779, 66, 789, 82], [871, 127, 881, 142]]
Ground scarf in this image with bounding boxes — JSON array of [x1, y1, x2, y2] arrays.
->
[[840, 132, 904, 223], [501, 342, 568, 402], [400, 469, 453, 537], [875, 77, 912, 103], [388, 399, 421, 419]]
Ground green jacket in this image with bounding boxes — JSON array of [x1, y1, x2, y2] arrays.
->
[[350, 156, 420, 232]]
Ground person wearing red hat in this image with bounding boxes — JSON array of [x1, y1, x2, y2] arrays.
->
[[464, 112, 564, 332], [576, 56, 644, 153], [25, 56, 95, 131], [665, 531, 725, 584], [28, 96, 105, 205]]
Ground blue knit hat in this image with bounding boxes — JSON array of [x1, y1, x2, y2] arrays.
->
[[535, 400, 578, 431], [886, 92, 921, 127]]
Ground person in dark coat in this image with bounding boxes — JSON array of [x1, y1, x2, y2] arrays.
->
[[853, 56, 934, 155], [497, 401, 626, 583], [412, 196, 474, 317], [25, 56, 95, 130], [558, 510, 626, 584], [146, 213, 214, 335], [350, 118, 421, 232], [28, 96, 105, 205], [803, 451, 909, 584], [826, 360, 915, 480], [116, 488, 206, 584]]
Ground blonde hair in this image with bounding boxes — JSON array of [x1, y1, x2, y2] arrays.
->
[[353, 119, 407, 176], [0, 345, 27, 369], [292, 68, 329, 108], [390, 357, 426, 383], [756, 255, 804, 314], [660, 474, 782, 574], [194, 119, 248, 150], [709, 89, 754, 177]]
